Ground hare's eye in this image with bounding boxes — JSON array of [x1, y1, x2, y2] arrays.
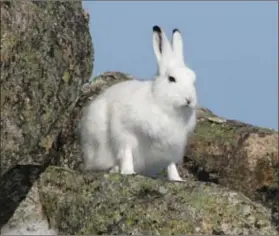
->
[[168, 76, 176, 83]]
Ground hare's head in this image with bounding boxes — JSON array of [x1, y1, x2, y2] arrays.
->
[[152, 25, 197, 110]]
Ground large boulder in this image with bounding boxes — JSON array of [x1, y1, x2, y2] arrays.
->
[[0, 0, 93, 175], [183, 107, 278, 227], [0, 0, 93, 228], [1, 166, 278, 235]]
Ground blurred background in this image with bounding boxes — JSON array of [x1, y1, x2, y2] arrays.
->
[[82, 1, 278, 130]]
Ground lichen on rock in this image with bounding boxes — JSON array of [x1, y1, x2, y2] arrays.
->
[[36, 166, 278, 235], [0, 0, 93, 175], [0, 0, 93, 228], [183, 112, 279, 227]]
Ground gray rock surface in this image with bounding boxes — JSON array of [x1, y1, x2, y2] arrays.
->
[[3, 166, 277, 235], [1, 0, 93, 176], [0, 0, 93, 228]]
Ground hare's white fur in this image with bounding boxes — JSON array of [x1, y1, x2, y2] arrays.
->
[[80, 26, 197, 181]]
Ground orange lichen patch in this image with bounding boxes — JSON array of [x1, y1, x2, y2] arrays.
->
[[272, 151, 279, 166], [255, 158, 277, 188], [83, 10, 90, 21], [39, 135, 55, 154], [200, 217, 213, 233], [0, 54, 10, 63], [243, 133, 278, 170], [187, 137, 226, 157]]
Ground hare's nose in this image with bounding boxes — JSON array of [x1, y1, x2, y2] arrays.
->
[[185, 98, 191, 105]]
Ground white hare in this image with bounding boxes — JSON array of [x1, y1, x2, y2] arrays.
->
[[80, 25, 197, 181]]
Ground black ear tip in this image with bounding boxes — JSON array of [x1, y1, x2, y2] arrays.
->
[[173, 28, 180, 34], [153, 25, 161, 33]]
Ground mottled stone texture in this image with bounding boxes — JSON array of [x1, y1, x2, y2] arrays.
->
[[0, 0, 93, 175], [38, 166, 277, 235], [183, 108, 278, 228], [0, 0, 93, 228]]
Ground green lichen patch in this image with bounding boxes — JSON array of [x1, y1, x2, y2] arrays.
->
[[195, 120, 237, 143]]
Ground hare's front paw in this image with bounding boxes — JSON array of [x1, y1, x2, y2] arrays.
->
[[120, 169, 136, 175], [170, 176, 185, 182], [167, 163, 184, 182], [118, 147, 136, 175]]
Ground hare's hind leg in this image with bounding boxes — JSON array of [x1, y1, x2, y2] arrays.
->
[[81, 129, 116, 172], [109, 110, 136, 175], [167, 162, 184, 182], [82, 141, 116, 172], [82, 142, 97, 171], [82, 99, 116, 172]]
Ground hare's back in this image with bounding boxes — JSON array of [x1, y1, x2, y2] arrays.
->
[[101, 79, 151, 102]]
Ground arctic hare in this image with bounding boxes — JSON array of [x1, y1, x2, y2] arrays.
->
[[80, 25, 197, 181]]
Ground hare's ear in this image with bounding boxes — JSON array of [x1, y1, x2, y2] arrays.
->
[[152, 25, 172, 63], [172, 28, 184, 63]]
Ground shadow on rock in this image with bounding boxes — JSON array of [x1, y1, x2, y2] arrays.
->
[[0, 164, 46, 228], [256, 186, 279, 231]]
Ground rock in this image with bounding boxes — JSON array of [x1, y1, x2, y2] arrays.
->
[[1, 180, 57, 235], [0, 0, 93, 228], [8, 165, 276, 235], [0, 0, 93, 176], [183, 108, 278, 228]]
